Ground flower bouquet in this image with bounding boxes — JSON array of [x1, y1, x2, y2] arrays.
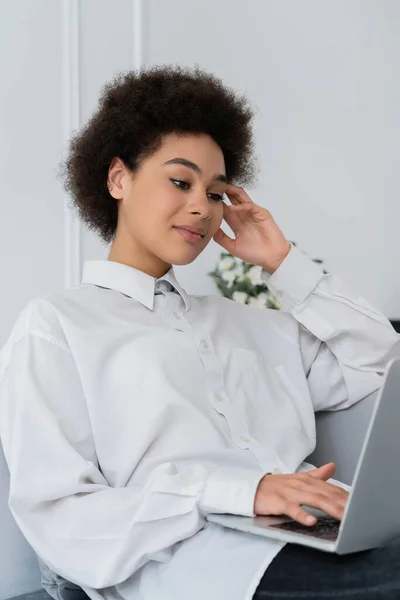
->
[[208, 241, 327, 310]]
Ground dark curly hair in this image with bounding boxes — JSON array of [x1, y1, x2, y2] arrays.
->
[[58, 64, 258, 244]]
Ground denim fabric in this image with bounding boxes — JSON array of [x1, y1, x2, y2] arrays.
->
[[34, 538, 400, 600], [36, 557, 89, 600], [7, 591, 52, 600], [253, 537, 400, 599]]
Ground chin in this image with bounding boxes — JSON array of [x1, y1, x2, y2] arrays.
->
[[165, 252, 201, 266], [174, 256, 199, 266], [159, 231, 209, 265]]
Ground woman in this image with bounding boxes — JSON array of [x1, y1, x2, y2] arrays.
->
[[1, 64, 399, 600]]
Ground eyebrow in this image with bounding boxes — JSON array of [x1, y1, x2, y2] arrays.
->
[[162, 157, 228, 184]]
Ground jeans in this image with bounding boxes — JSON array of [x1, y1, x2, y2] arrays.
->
[[253, 537, 400, 599], [55, 582, 90, 600]]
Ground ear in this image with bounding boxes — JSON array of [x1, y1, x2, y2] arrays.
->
[[107, 157, 130, 199]]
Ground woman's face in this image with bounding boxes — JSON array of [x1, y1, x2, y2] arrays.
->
[[108, 132, 228, 277]]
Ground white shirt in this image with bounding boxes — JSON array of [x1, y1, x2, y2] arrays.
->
[[0, 243, 399, 600]]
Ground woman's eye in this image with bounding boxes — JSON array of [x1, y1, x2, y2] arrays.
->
[[171, 179, 190, 190], [207, 193, 225, 202], [170, 179, 224, 201]]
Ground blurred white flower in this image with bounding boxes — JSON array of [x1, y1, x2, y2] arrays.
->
[[246, 265, 263, 285], [232, 261, 244, 274], [210, 243, 322, 313], [232, 291, 248, 304], [219, 256, 236, 271], [221, 270, 238, 284], [248, 293, 269, 308], [268, 296, 281, 310]]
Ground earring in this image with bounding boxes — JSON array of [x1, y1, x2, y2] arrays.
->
[[109, 187, 112, 191]]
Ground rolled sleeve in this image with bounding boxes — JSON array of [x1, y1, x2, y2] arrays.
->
[[199, 467, 265, 517]]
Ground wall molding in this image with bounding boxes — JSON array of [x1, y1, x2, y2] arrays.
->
[[62, 0, 81, 289], [132, 0, 144, 70], [62, 0, 144, 289]]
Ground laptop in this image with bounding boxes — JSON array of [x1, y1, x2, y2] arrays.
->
[[207, 356, 400, 554]]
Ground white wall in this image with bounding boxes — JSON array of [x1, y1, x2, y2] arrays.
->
[[0, 0, 65, 346], [143, 0, 400, 313], [65, 0, 400, 316]]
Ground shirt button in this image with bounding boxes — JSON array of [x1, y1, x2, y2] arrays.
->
[[240, 436, 250, 444], [272, 468, 282, 475], [214, 392, 223, 402], [201, 339, 209, 349]]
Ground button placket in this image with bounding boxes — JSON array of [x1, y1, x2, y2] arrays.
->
[[164, 294, 189, 332], [194, 332, 256, 449], [195, 334, 230, 416], [214, 391, 223, 402]]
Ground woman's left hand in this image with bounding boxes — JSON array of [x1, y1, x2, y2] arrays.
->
[[213, 184, 292, 274]]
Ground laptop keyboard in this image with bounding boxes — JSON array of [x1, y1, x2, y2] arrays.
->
[[269, 515, 341, 541]]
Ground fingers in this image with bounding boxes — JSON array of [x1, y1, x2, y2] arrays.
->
[[228, 204, 252, 212], [264, 493, 317, 526], [316, 479, 348, 500], [223, 202, 252, 215], [282, 496, 343, 525], [254, 467, 349, 525], [290, 475, 348, 503], [213, 227, 234, 252], [267, 487, 346, 525], [225, 184, 252, 205], [308, 462, 336, 481], [285, 488, 346, 521], [221, 201, 252, 229], [290, 470, 349, 511], [279, 500, 318, 526]]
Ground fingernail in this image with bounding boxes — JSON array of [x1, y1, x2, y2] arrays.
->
[[306, 515, 316, 524]]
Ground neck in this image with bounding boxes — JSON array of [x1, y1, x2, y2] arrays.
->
[[108, 229, 171, 279]]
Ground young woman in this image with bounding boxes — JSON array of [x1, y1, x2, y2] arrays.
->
[[1, 65, 399, 600]]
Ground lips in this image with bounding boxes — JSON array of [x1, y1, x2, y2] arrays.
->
[[174, 225, 205, 237], [173, 227, 204, 243]]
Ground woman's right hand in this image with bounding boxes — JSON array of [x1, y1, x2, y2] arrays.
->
[[253, 462, 349, 526]]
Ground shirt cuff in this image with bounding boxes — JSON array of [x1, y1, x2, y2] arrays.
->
[[198, 467, 265, 517], [260, 243, 325, 312]]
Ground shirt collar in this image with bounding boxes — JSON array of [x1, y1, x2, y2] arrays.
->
[[81, 260, 190, 312]]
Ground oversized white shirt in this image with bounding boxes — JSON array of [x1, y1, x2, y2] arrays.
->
[[0, 243, 399, 600]]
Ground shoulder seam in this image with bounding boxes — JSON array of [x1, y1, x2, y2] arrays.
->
[[29, 329, 71, 353], [0, 331, 71, 380]]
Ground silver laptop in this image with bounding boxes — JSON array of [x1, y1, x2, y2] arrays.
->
[[207, 356, 400, 554]]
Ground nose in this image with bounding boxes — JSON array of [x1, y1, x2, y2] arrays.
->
[[187, 190, 212, 220]]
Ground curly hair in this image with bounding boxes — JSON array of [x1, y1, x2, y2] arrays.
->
[[58, 64, 258, 244]]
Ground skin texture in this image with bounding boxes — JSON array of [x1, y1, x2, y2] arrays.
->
[[107, 131, 348, 525], [60, 65, 258, 246], [107, 132, 226, 278], [254, 463, 349, 525], [107, 131, 291, 277]]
